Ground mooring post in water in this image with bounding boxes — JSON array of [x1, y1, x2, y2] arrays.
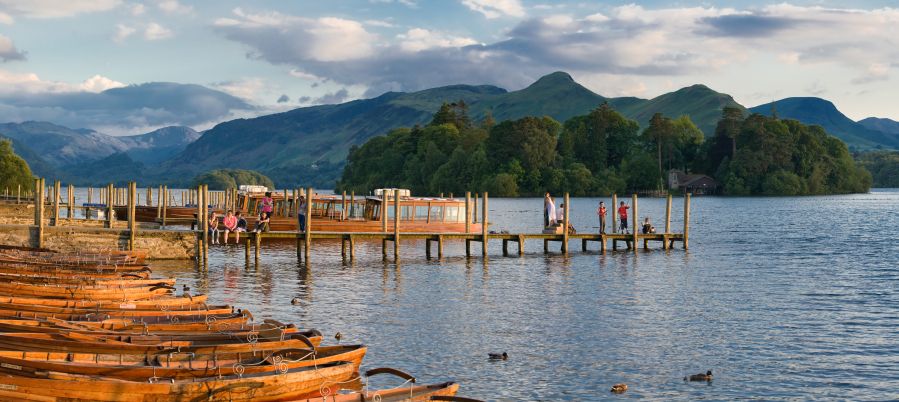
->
[[203, 185, 210, 262], [632, 194, 638, 252], [393, 189, 400, 261], [611, 194, 618, 234], [106, 183, 114, 228], [473, 193, 479, 224], [482, 192, 489, 257], [156, 185, 162, 219], [195, 184, 203, 265], [464, 192, 471, 234], [52, 180, 60, 226], [562, 192, 570, 254], [350, 191, 356, 218], [128, 182, 137, 251], [146, 187, 151, 206], [304, 187, 313, 261], [34, 178, 44, 249], [663, 194, 672, 250], [683, 193, 691, 250], [245, 237, 251, 264], [341, 191, 347, 220], [66, 184, 75, 220], [161, 185, 168, 227]]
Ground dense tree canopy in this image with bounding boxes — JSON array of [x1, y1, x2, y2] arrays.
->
[[855, 151, 899, 188], [191, 169, 274, 190], [0, 139, 33, 192], [336, 101, 871, 196]]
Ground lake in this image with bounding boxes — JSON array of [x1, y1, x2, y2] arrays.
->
[[147, 189, 899, 400]]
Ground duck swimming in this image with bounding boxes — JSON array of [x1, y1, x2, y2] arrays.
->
[[610, 383, 628, 393], [685, 370, 713, 381], [488, 352, 508, 360], [290, 297, 301, 305]]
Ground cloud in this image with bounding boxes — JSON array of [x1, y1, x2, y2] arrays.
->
[[460, 0, 525, 19], [312, 88, 349, 104], [209, 77, 266, 101], [144, 22, 172, 40], [214, 9, 376, 63], [113, 23, 136, 43], [364, 19, 394, 28], [0, 76, 254, 134], [0, 0, 121, 18], [0, 34, 25, 61], [276, 94, 289, 103], [157, 0, 191, 15], [215, 5, 899, 96], [129, 3, 144, 16], [370, 0, 416, 7], [397, 28, 478, 52]]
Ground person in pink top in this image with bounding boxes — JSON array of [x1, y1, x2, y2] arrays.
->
[[222, 210, 238, 243], [260, 192, 274, 214]]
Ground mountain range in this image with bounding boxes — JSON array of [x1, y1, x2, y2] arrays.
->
[[1, 72, 897, 187]]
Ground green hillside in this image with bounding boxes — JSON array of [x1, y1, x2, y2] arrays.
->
[[749, 98, 899, 150], [162, 72, 749, 187], [614, 84, 745, 137]]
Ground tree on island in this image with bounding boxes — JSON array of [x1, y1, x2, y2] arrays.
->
[[0, 139, 33, 192], [191, 169, 274, 190]]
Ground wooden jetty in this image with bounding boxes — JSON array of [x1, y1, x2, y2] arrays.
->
[[231, 189, 691, 265], [1, 178, 691, 263]]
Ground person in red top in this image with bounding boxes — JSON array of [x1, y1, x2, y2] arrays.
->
[[597, 201, 607, 234], [618, 201, 630, 233], [222, 210, 238, 243]]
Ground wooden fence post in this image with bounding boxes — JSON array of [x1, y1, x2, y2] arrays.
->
[[52, 180, 60, 226]]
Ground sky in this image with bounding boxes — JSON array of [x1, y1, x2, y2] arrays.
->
[[0, 0, 897, 135]]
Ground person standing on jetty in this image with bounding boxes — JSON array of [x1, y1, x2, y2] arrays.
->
[[597, 201, 607, 234], [543, 192, 551, 227], [297, 195, 307, 232], [260, 192, 274, 215], [618, 201, 630, 233], [545, 195, 557, 227]]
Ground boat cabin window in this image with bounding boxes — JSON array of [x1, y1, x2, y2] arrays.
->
[[401, 206, 413, 220], [446, 206, 460, 222], [430, 205, 443, 222], [415, 205, 429, 220]]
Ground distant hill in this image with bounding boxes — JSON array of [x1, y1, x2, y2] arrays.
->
[[163, 72, 747, 187], [749, 98, 899, 150], [613, 84, 745, 136], [63, 152, 146, 186], [858, 117, 899, 137], [0, 135, 58, 178]]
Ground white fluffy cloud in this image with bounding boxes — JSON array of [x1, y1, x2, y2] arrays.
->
[[215, 4, 899, 98], [460, 0, 524, 19], [113, 23, 135, 43], [214, 8, 376, 62], [0, 69, 120, 93], [397, 28, 478, 52], [0, 34, 25, 61], [79, 74, 125, 92], [0, 0, 120, 18], [144, 22, 172, 40], [157, 0, 191, 15]]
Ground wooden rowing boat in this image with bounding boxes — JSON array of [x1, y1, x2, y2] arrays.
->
[[0, 344, 365, 380], [0, 302, 232, 318], [0, 273, 174, 287], [0, 294, 208, 310], [292, 382, 462, 402], [0, 314, 275, 334], [0, 361, 357, 401], [0, 282, 174, 300]]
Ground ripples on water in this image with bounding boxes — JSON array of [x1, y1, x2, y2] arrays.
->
[[149, 190, 899, 401]]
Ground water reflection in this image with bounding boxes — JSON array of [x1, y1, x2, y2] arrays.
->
[[146, 190, 899, 400]]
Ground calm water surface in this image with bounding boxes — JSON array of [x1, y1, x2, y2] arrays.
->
[[146, 190, 899, 401]]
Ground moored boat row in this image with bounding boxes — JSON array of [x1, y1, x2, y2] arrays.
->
[[0, 247, 478, 401]]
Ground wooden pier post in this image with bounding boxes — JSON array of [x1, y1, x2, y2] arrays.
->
[[196, 184, 204, 265], [254, 231, 261, 263], [663, 194, 672, 250], [482, 192, 488, 257], [106, 183, 114, 228], [202, 185, 209, 261], [464, 192, 471, 233], [473, 193, 478, 224], [518, 234, 524, 255], [245, 237, 251, 264], [128, 182, 136, 250], [161, 185, 168, 227], [632, 194, 639, 252], [349, 235, 356, 260], [16, 184, 20, 204], [381, 191, 387, 233], [292, 189, 298, 218], [562, 192, 569, 254], [156, 186, 162, 219], [611, 194, 618, 233], [341, 191, 347, 220], [283, 189, 289, 217], [350, 191, 355, 218], [304, 187, 313, 261], [146, 187, 151, 206], [67, 184, 74, 220], [393, 189, 400, 261], [683, 193, 691, 250], [34, 178, 44, 249], [52, 180, 60, 226]]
